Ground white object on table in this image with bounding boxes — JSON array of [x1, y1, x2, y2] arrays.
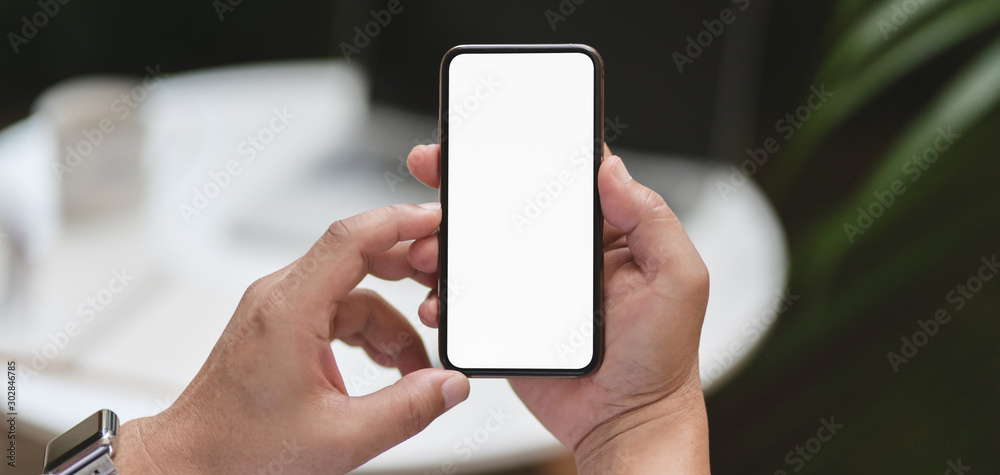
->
[[0, 60, 787, 473]]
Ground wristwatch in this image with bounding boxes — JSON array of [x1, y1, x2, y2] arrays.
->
[[42, 409, 119, 475]]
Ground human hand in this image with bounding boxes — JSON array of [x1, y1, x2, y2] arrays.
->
[[114, 204, 471, 474], [407, 144, 711, 473]]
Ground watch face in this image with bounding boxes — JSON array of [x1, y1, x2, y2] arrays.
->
[[43, 410, 116, 473]]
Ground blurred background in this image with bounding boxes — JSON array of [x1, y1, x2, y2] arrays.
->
[[1, 0, 998, 473]]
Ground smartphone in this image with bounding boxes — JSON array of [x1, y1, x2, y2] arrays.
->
[[438, 44, 604, 377]]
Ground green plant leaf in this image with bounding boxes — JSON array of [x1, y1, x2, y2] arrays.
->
[[773, 0, 1000, 196], [800, 34, 1000, 280]]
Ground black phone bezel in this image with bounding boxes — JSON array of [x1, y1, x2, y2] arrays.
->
[[438, 44, 605, 378]]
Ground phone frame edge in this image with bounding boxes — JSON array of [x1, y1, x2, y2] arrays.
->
[[438, 44, 605, 378]]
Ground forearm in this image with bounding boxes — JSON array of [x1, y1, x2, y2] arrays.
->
[[574, 386, 710, 474]]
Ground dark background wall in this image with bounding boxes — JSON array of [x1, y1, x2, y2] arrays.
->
[[1, 0, 746, 157]]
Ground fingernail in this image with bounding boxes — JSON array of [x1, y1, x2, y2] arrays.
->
[[441, 372, 468, 410], [418, 202, 441, 210], [610, 155, 632, 184]]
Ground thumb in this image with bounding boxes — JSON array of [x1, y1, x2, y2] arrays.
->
[[598, 155, 699, 275], [349, 368, 469, 457]]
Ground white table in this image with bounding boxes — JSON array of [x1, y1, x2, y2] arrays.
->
[[0, 61, 787, 473]]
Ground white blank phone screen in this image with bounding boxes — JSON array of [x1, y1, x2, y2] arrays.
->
[[445, 51, 596, 370]]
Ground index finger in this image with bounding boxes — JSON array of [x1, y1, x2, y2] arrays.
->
[[407, 144, 440, 189], [287, 203, 442, 315]]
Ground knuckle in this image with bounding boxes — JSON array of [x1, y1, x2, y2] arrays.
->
[[322, 205, 398, 250], [243, 277, 268, 299], [640, 188, 676, 223], [678, 256, 710, 301], [378, 205, 409, 230], [690, 259, 710, 293], [240, 276, 274, 311], [400, 388, 436, 439], [240, 305, 269, 340], [235, 276, 285, 335], [258, 283, 289, 316], [324, 218, 355, 245]]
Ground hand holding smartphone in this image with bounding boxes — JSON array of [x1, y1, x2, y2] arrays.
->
[[414, 44, 710, 470], [438, 44, 604, 377]]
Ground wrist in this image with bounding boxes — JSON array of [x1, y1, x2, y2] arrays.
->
[[573, 378, 710, 474], [114, 413, 204, 474], [113, 418, 156, 474]]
